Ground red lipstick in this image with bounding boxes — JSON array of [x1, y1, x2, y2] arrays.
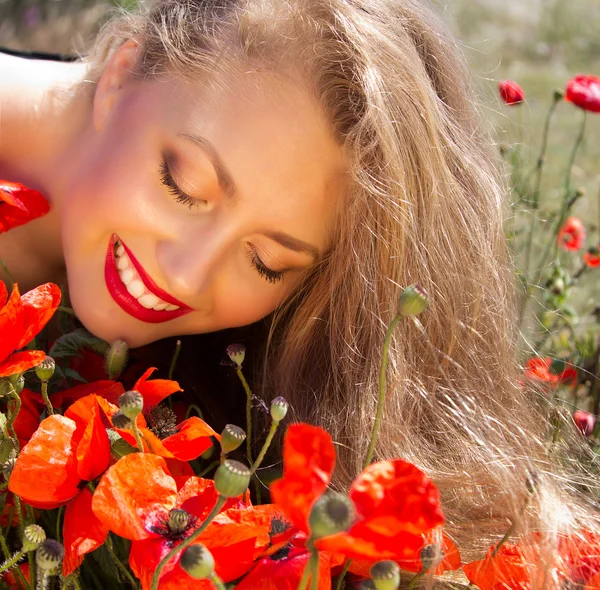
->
[[104, 234, 192, 323]]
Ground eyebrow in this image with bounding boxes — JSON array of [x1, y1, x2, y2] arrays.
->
[[179, 132, 321, 261]]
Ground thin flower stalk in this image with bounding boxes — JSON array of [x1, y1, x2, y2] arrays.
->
[[130, 419, 145, 453], [167, 339, 181, 381], [105, 535, 138, 589], [250, 419, 280, 476], [40, 380, 54, 416], [334, 560, 352, 590], [296, 538, 319, 590], [234, 365, 254, 464]]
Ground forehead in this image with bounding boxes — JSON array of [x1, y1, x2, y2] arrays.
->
[[149, 70, 347, 250]]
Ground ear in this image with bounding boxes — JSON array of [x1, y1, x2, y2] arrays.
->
[[92, 40, 140, 133]]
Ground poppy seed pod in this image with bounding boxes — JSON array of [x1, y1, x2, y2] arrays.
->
[[168, 508, 191, 534], [226, 343, 245, 367], [398, 284, 428, 317], [270, 397, 289, 422], [111, 411, 132, 430], [370, 560, 400, 590], [36, 539, 64, 573], [35, 357, 55, 382], [2, 457, 17, 481], [420, 543, 444, 571], [214, 460, 251, 498], [105, 339, 129, 380], [180, 544, 215, 580], [22, 524, 46, 552], [308, 492, 356, 539], [118, 390, 144, 420], [5, 374, 25, 395], [220, 424, 246, 455]]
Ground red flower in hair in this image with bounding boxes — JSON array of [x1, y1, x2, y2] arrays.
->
[[565, 75, 600, 113], [557, 217, 586, 251], [584, 246, 600, 268], [523, 357, 577, 387], [270, 424, 445, 563], [0, 282, 61, 377], [92, 453, 275, 589], [573, 410, 595, 436], [498, 80, 525, 105], [0, 180, 50, 233]]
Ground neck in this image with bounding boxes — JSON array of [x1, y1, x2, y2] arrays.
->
[[0, 54, 95, 290]]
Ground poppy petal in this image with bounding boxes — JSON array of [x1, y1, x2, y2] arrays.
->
[[62, 488, 109, 576], [133, 367, 183, 407], [162, 417, 218, 461], [0, 351, 46, 378], [0, 284, 24, 363], [8, 415, 81, 508], [60, 381, 125, 407], [0, 181, 50, 233], [16, 283, 61, 350], [270, 424, 335, 531], [92, 453, 177, 540], [76, 405, 111, 482]]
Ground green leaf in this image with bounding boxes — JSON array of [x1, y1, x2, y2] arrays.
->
[[49, 328, 109, 360]]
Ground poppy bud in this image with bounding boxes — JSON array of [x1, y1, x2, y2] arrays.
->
[[420, 543, 444, 571], [308, 493, 356, 540], [36, 539, 64, 573], [270, 397, 289, 422], [111, 411, 132, 430], [370, 560, 400, 590], [35, 357, 55, 382], [180, 544, 215, 580], [0, 380, 13, 398], [553, 88, 565, 102], [2, 457, 16, 481], [4, 374, 25, 395], [573, 410, 595, 437], [398, 284, 428, 317], [168, 508, 190, 534], [22, 524, 46, 552], [105, 339, 129, 380], [220, 424, 246, 455], [226, 343, 245, 367], [12, 375, 25, 395], [214, 460, 251, 498], [0, 438, 16, 465], [498, 80, 525, 105], [118, 390, 143, 420]]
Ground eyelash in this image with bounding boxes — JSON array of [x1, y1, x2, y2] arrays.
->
[[159, 158, 285, 285]]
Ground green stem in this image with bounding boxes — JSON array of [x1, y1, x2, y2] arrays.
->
[[209, 573, 227, 590], [535, 110, 587, 280], [491, 495, 531, 557], [105, 535, 138, 588], [334, 560, 352, 590], [199, 459, 220, 477], [56, 506, 65, 545], [8, 388, 22, 452], [184, 404, 203, 420], [13, 495, 25, 540], [310, 549, 319, 590], [168, 340, 182, 381], [131, 420, 145, 453], [36, 571, 49, 590], [40, 381, 54, 416], [408, 571, 424, 590], [234, 366, 253, 465], [151, 495, 227, 590], [250, 420, 279, 475], [0, 256, 14, 290], [364, 313, 402, 468], [0, 550, 24, 573]]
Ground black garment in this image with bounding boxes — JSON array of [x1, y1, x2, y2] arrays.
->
[[0, 46, 79, 61]]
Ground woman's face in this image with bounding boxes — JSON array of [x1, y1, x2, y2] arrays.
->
[[60, 45, 346, 347]]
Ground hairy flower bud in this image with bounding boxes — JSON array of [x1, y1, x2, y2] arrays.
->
[[270, 397, 289, 422], [308, 493, 356, 540], [105, 339, 129, 380], [22, 524, 46, 552], [398, 284, 428, 317], [226, 343, 245, 367], [168, 508, 190, 534], [111, 411, 132, 430], [0, 438, 16, 465], [35, 357, 55, 382], [180, 544, 215, 580], [220, 424, 246, 455], [2, 457, 17, 481], [370, 560, 400, 590], [214, 460, 251, 498], [36, 539, 64, 573], [118, 390, 143, 420]]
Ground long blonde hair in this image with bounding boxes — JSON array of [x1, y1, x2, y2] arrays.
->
[[81, 0, 600, 585]]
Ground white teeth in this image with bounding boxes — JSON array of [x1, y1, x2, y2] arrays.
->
[[120, 268, 134, 286], [127, 279, 145, 299], [138, 293, 160, 309], [114, 239, 184, 312]]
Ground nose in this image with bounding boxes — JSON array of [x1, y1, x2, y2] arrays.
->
[[155, 227, 228, 300]]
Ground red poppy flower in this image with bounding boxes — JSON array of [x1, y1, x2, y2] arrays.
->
[[133, 367, 183, 407], [0, 180, 50, 233], [8, 394, 113, 575], [92, 453, 275, 590], [463, 543, 533, 590], [565, 75, 600, 113], [574, 410, 595, 436], [584, 246, 600, 268], [557, 217, 586, 251], [523, 357, 577, 387], [587, 572, 600, 589], [270, 424, 445, 563], [0, 282, 61, 377], [498, 80, 525, 105]]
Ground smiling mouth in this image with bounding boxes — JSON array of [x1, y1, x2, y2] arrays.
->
[[104, 234, 192, 324]]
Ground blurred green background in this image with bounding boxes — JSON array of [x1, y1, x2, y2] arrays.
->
[[1, 0, 599, 302]]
